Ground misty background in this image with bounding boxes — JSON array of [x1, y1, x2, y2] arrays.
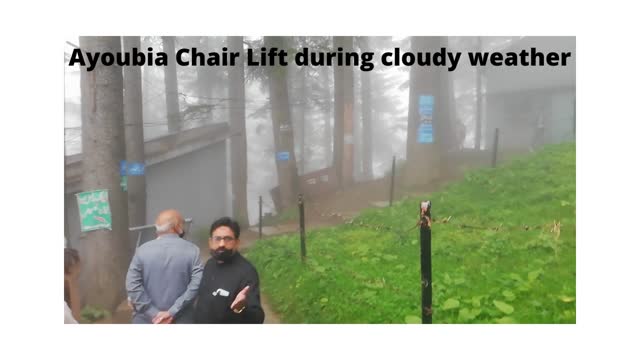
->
[[66, 36, 552, 225]]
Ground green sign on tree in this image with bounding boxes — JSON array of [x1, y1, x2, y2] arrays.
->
[[76, 189, 112, 232]]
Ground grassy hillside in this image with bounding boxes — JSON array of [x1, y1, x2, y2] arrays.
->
[[246, 143, 576, 323]]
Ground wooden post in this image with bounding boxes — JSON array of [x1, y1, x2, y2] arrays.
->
[[419, 200, 433, 324], [492, 128, 499, 168], [298, 194, 307, 261], [258, 196, 263, 240], [389, 155, 396, 206]]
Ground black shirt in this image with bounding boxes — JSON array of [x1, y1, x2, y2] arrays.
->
[[194, 252, 265, 324]]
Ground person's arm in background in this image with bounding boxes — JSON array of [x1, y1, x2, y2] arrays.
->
[[232, 268, 265, 324], [126, 251, 160, 321], [167, 248, 204, 318]]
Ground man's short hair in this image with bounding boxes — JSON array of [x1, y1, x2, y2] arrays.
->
[[210, 217, 241, 239]]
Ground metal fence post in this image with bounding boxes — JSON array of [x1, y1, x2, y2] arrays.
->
[[298, 194, 307, 261], [419, 201, 433, 324], [492, 128, 499, 168]]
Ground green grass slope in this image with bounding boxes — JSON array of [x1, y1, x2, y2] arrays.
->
[[246, 143, 576, 323]]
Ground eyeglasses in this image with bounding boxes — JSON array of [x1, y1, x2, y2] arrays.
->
[[210, 236, 236, 243]]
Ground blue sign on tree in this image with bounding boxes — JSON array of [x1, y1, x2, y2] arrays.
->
[[417, 95, 435, 144], [127, 162, 145, 176], [419, 95, 434, 119], [418, 123, 434, 144], [277, 151, 290, 161]]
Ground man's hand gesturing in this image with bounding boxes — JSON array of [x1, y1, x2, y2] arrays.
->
[[231, 286, 250, 313]]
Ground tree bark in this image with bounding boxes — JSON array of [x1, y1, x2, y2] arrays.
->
[[123, 36, 147, 236], [341, 37, 355, 186], [299, 55, 307, 175], [404, 36, 452, 187], [162, 36, 181, 133], [360, 37, 374, 180], [265, 36, 300, 209], [332, 37, 345, 187], [228, 36, 249, 226], [79, 36, 130, 311], [197, 37, 215, 125], [475, 36, 483, 150], [323, 65, 333, 168], [286, 37, 306, 175]]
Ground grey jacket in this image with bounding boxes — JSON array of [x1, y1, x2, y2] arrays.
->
[[125, 233, 203, 323]]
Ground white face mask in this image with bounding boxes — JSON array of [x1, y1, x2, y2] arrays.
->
[[155, 222, 173, 233]]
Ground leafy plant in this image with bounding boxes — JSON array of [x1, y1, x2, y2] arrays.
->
[[80, 305, 110, 323]]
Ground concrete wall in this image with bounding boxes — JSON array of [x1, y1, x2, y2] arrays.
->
[[145, 141, 227, 239]]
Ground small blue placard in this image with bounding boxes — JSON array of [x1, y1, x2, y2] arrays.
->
[[419, 95, 434, 118], [120, 160, 127, 176], [418, 123, 433, 144], [127, 162, 145, 176], [277, 151, 290, 161]]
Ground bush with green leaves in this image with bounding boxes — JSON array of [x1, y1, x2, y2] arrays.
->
[[80, 305, 110, 323], [246, 143, 576, 323]]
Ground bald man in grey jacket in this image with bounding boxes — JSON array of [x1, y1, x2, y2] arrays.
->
[[126, 209, 203, 324]]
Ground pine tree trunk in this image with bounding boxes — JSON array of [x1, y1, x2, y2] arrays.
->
[[360, 37, 374, 180], [341, 37, 355, 186], [475, 36, 483, 150], [79, 36, 130, 311], [265, 36, 299, 208], [286, 37, 305, 175], [404, 36, 452, 187], [299, 63, 306, 175], [197, 37, 214, 125], [162, 36, 181, 133], [323, 65, 333, 168], [332, 37, 345, 187], [122, 36, 147, 236], [228, 36, 249, 226]]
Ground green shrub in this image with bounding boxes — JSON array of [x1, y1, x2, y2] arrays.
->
[[80, 305, 110, 323]]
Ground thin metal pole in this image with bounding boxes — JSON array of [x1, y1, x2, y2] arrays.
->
[[492, 128, 499, 168], [298, 194, 307, 261], [419, 201, 433, 324]]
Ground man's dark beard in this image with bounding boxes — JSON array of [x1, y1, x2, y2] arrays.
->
[[211, 248, 234, 262]]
